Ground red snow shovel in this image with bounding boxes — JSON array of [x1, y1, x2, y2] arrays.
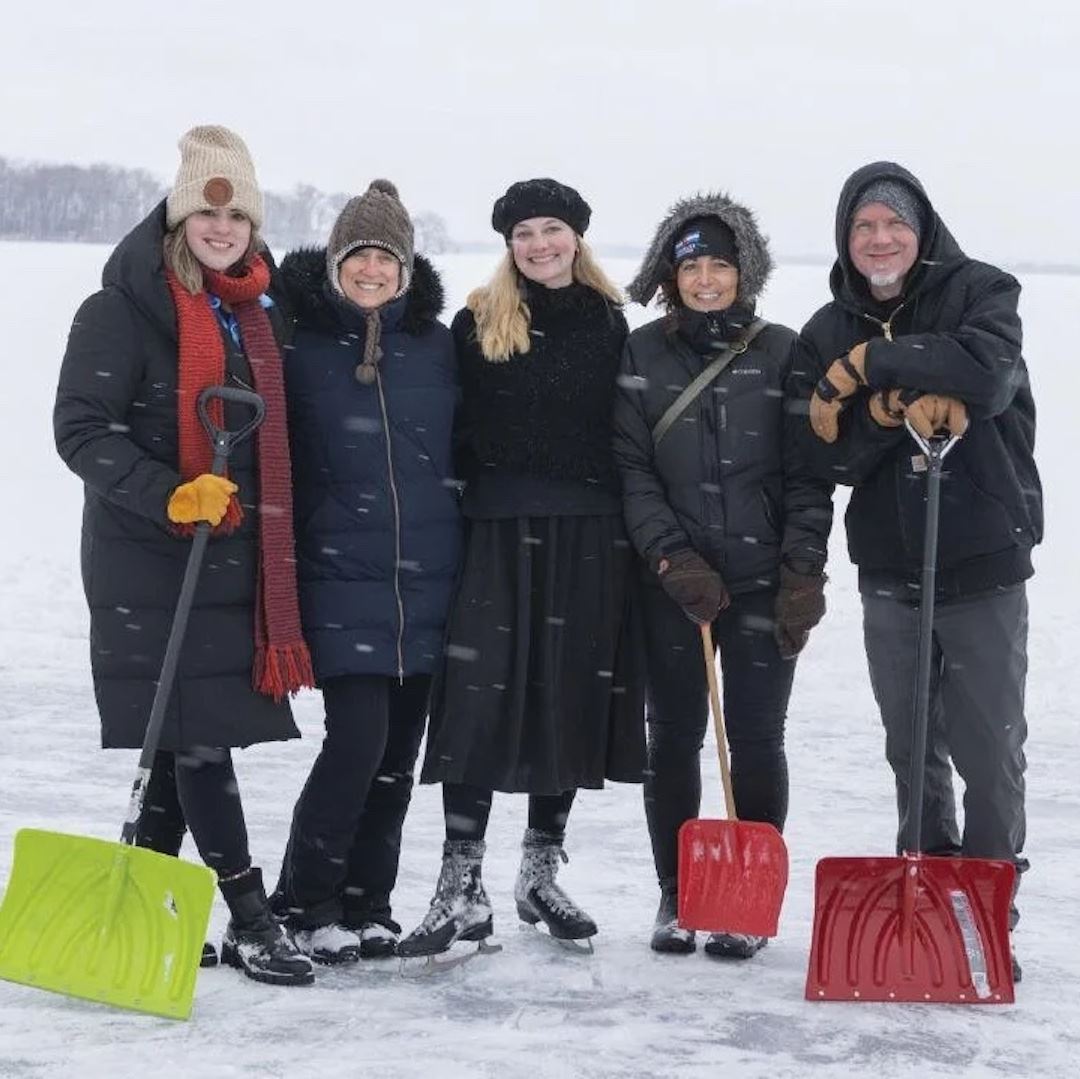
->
[[677, 623, 789, 937], [805, 426, 1016, 1004]]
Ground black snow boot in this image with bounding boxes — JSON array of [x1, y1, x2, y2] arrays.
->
[[219, 867, 315, 986], [398, 840, 493, 958], [704, 932, 767, 960], [650, 880, 695, 954], [515, 829, 597, 941], [201, 941, 219, 967]]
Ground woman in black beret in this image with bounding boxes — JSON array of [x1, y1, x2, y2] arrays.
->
[[399, 179, 645, 959]]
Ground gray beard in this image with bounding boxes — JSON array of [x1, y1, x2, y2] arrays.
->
[[869, 271, 902, 288]]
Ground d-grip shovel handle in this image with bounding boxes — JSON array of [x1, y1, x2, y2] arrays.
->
[[903, 421, 959, 856], [701, 624, 738, 820], [120, 385, 266, 845], [197, 384, 266, 476]]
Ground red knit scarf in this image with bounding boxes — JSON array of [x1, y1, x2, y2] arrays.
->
[[165, 256, 314, 701]]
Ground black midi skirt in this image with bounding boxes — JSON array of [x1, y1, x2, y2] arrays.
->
[[420, 514, 645, 794]]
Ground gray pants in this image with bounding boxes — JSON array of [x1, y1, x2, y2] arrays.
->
[[862, 585, 1029, 919]]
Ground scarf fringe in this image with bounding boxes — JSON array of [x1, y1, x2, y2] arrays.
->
[[254, 640, 316, 702]]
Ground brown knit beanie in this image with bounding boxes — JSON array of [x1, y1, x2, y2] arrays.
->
[[326, 179, 414, 300], [165, 126, 264, 230]]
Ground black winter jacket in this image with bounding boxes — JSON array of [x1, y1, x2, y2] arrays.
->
[[54, 202, 298, 749], [789, 161, 1042, 599], [613, 314, 833, 592], [276, 249, 461, 681]]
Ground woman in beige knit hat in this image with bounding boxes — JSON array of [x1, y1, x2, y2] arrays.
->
[[54, 125, 315, 988]]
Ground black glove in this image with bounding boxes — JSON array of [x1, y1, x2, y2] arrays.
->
[[657, 549, 730, 625], [774, 566, 826, 659]]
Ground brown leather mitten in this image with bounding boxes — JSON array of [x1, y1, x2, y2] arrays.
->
[[773, 566, 827, 659], [657, 549, 730, 625], [868, 389, 906, 428], [809, 343, 869, 443], [905, 394, 970, 438]]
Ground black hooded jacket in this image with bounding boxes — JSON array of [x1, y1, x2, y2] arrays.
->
[[789, 161, 1042, 598]]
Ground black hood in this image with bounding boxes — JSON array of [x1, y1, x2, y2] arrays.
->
[[277, 247, 445, 336], [101, 200, 176, 336], [830, 161, 966, 312]]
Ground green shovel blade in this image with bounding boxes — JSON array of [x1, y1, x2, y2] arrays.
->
[[0, 828, 216, 1020]]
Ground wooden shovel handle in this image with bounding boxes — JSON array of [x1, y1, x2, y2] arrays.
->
[[701, 623, 738, 820]]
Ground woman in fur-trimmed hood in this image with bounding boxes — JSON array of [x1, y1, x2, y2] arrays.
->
[[270, 180, 461, 963], [613, 191, 833, 959]]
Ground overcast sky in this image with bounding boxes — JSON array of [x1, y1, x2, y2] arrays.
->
[[1, 0, 1073, 264]]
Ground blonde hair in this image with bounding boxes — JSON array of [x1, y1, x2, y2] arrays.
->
[[469, 238, 623, 362], [163, 223, 264, 295]]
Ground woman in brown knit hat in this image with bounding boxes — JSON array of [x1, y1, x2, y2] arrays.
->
[[54, 125, 315, 987]]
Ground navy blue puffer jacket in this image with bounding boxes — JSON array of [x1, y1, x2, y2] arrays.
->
[[277, 249, 461, 680]]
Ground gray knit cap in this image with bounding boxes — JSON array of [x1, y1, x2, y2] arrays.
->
[[326, 179, 414, 300], [852, 179, 925, 239]]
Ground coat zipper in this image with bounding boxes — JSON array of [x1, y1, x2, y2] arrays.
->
[[373, 366, 406, 682], [860, 299, 907, 341]]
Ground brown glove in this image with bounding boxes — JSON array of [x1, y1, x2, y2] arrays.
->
[[904, 394, 970, 438], [773, 566, 827, 659], [657, 549, 730, 625], [868, 388, 906, 428], [809, 342, 869, 443], [167, 473, 238, 526]]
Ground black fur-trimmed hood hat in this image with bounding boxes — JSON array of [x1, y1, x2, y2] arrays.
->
[[627, 192, 773, 307]]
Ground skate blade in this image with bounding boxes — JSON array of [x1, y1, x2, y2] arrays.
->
[[398, 938, 502, 978], [518, 922, 595, 955]]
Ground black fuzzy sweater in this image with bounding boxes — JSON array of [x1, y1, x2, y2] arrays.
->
[[453, 281, 627, 517]]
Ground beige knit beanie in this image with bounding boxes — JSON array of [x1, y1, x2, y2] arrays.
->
[[165, 125, 264, 230], [326, 179, 414, 300]]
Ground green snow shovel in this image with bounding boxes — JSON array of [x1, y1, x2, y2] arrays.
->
[[0, 385, 265, 1020]]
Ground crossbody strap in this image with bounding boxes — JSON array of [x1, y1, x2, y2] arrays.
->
[[651, 318, 768, 447]]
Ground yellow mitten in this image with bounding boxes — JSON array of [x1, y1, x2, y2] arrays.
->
[[167, 473, 238, 526]]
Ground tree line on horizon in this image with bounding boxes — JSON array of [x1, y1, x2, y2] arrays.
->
[[0, 157, 456, 254]]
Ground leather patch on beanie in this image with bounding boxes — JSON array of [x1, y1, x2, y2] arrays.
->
[[203, 177, 234, 207]]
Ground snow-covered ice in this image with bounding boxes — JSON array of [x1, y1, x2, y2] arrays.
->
[[0, 242, 1076, 1078]]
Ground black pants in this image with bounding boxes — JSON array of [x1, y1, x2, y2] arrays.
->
[[862, 586, 1029, 923], [640, 583, 796, 888], [443, 783, 576, 841], [135, 747, 250, 878], [278, 674, 430, 929]]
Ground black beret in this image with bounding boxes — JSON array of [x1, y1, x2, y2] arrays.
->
[[491, 178, 591, 238]]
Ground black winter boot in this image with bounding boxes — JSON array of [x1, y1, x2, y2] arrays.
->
[[515, 829, 597, 941], [650, 880, 695, 954], [398, 841, 493, 958], [219, 868, 315, 986], [704, 932, 767, 959]]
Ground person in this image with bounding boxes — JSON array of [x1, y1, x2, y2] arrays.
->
[[789, 161, 1041, 981], [270, 180, 460, 963], [53, 126, 315, 986], [399, 178, 645, 958], [613, 194, 833, 959]]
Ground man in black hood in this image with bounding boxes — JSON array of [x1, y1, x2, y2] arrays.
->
[[789, 161, 1042, 980]]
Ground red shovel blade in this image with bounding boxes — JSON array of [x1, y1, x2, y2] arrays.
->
[[805, 854, 1015, 1003], [677, 818, 788, 936]]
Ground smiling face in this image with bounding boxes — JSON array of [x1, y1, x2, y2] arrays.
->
[[675, 255, 739, 312], [337, 247, 403, 309], [183, 208, 252, 272], [848, 202, 920, 300], [509, 216, 577, 288]]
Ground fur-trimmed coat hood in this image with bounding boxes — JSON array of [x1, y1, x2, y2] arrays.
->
[[627, 192, 773, 307], [276, 246, 445, 336]]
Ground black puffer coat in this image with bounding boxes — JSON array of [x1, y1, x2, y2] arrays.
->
[[789, 161, 1043, 599], [614, 194, 833, 590], [54, 202, 298, 749]]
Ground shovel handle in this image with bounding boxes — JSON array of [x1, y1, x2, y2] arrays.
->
[[701, 623, 738, 820]]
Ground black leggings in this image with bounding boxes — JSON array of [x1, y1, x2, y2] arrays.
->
[[442, 783, 576, 842], [135, 747, 250, 878]]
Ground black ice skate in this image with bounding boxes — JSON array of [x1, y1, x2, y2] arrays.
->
[[650, 881, 695, 955], [515, 829, 597, 953], [398, 840, 500, 972]]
